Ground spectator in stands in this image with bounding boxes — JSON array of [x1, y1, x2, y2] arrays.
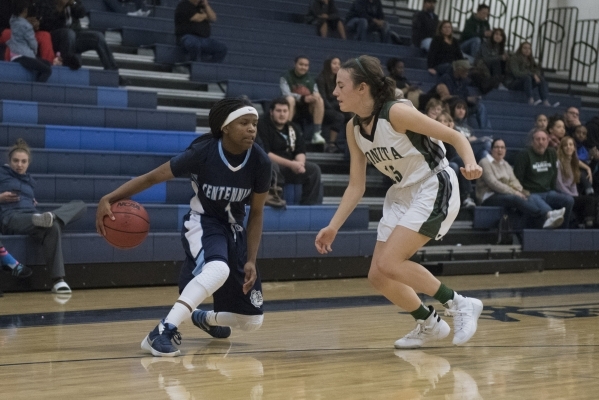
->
[[436, 112, 475, 208], [174, 0, 227, 63], [0, 239, 31, 279], [563, 107, 581, 137], [514, 130, 574, 228], [0, 139, 86, 295], [437, 59, 492, 130], [306, 0, 346, 39], [527, 113, 549, 143], [258, 98, 322, 205], [531, 113, 548, 133], [38, 0, 122, 73], [547, 115, 567, 150], [450, 99, 491, 161], [316, 57, 347, 153], [551, 117, 595, 196], [473, 27, 507, 91], [573, 124, 599, 192], [103, 0, 151, 17], [411, 0, 438, 52], [556, 136, 597, 227], [477, 138, 565, 228], [427, 20, 463, 76], [585, 113, 599, 153], [1, 1, 60, 64], [386, 57, 423, 109], [460, 4, 491, 61], [280, 55, 326, 145], [6, 0, 52, 82], [345, 0, 390, 43], [505, 42, 558, 107], [424, 98, 443, 119]]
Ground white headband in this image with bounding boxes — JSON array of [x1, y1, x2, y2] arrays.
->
[[220, 106, 259, 130]]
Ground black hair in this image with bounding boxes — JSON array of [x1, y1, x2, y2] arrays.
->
[[321, 56, 340, 80], [491, 138, 504, 149], [386, 57, 403, 74], [208, 97, 254, 139], [269, 97, 290, 111], [477, 4, 490, 12], [449, 98, 468, 119], [12, 0, 30, 16], [547, 114, 565, 134], [294, 55, 309, 64], [341, 55, 396, 124]]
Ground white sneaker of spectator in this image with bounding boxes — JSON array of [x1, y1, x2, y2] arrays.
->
[[543, 207, 565, 229], [127, 9, 151, 17], [311, 131, 326, 145]]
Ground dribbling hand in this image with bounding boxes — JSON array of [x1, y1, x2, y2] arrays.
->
[[95, 197, 114, 237], [315, 226, 337, 254], [460, 164, 482, 180]]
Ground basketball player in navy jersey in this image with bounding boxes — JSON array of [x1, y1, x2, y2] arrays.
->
[[96, 98, 272, 357], [315, 56, 484, 349]]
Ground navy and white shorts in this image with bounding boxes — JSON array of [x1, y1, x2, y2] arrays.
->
[[178, 213, 263, 315]]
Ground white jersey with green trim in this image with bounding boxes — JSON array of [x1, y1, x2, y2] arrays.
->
[[353, 99, 448, 189]]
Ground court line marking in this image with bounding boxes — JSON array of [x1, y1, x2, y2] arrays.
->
[[2, 283, 599, 329], [2, 344, 599, 368]]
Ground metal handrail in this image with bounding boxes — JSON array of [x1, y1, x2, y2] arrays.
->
[[402, 0, 599, 91]]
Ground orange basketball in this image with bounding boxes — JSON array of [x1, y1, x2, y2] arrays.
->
[[103, 200, 150, 249]]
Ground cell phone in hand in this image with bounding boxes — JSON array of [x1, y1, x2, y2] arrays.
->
[[11, 190, 21, 195]]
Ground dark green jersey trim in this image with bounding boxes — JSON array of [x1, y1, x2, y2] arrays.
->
[[419, 169, 452, 239]]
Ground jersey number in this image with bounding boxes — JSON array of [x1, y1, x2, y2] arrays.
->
[[384, 165, 403, 184]]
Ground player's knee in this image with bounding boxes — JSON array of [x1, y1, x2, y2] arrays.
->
[[194, 260, 230, 295], [368, 261, 386, 289], [239, 314, 263, 332]]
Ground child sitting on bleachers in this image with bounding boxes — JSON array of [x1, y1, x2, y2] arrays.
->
[[6, 0, 52, 82]]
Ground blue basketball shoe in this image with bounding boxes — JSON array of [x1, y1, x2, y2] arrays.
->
[[141, 319, 182, 357], [191, 310, 231, 339]]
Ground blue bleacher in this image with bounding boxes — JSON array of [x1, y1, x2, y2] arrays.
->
[[0, 123, 201, 151], [0, 80, 156, 109], [0, 61, 118, 87], [0, 101, 196, 131]]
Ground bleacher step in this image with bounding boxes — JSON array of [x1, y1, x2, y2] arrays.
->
[[421, 258, 544, 276]]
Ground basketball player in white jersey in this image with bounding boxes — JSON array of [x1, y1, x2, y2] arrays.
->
[[315, 55, 484, 349]]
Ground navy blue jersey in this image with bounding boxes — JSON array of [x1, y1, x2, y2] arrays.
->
[[170, 135, 271, 225]]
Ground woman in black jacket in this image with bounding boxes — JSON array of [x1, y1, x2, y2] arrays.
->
[[427, 20, 464, 76], [0, 139, 86, 294]]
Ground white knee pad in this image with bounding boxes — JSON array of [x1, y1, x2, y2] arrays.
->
[[194, 260, 230, 296], [238, 314, 264, 332]]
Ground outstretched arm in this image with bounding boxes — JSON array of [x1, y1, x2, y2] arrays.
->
[[95, 162, 174, 236], [389, 102, 482, 180], [315, 120, 366, 254]]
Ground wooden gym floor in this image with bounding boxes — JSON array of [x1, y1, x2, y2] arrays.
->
[[1, 268, 599, 399]]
